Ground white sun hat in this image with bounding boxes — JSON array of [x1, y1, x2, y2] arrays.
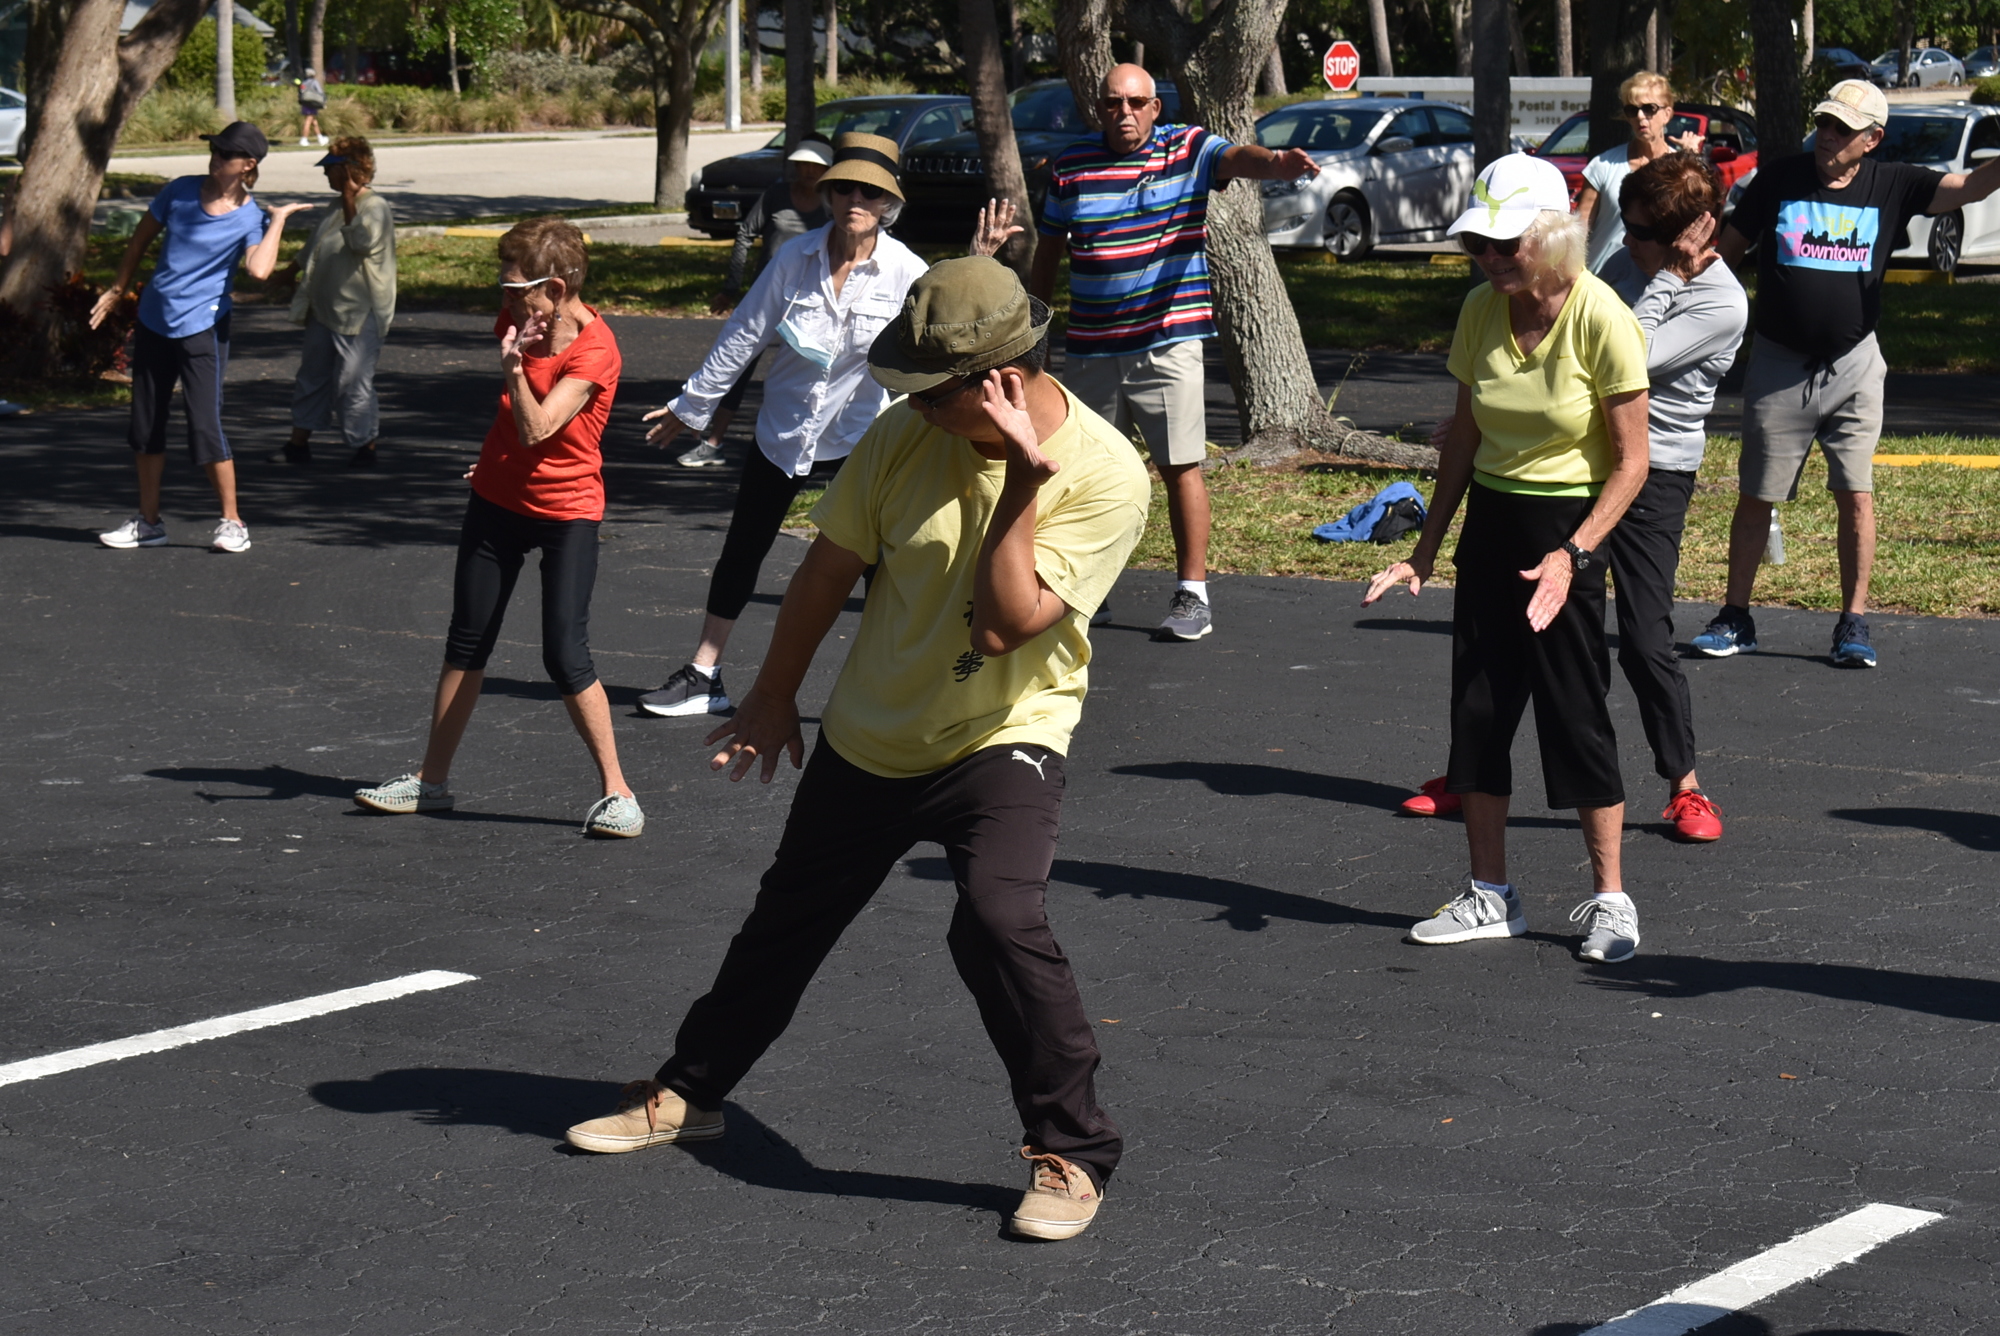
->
[[1445, 152, 1573, 241], [786, 139, 835, 167]]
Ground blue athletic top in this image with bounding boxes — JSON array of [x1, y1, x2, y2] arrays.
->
[[139, 176, 269, 339]]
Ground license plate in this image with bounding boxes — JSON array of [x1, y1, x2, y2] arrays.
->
[[713, 200, 741, 219]]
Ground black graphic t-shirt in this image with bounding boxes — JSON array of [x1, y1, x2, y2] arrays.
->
[[1730, 152, 1939, 360]]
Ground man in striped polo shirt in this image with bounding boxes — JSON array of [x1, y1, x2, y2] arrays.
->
[[1031, 63, 1316, 641]]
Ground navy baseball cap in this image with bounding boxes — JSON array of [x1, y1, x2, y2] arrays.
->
[[313, 152, 348, 167], [201, 121, 270, 161]]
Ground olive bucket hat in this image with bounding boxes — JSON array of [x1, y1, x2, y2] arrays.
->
[[868, 257, 1053, 395]]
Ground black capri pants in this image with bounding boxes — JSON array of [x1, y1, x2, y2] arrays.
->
[[129, 315, 233, 464], [444, 491, 601, 695], [1446, 479, 1625, 810], [706, 447, 846, 621], [1606, 468, 1700, 782]]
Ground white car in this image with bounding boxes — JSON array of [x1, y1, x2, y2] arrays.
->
[[0, 87, 25, 160], [1255, 97, 1477, 259], [1869, 47, 1966, 88]]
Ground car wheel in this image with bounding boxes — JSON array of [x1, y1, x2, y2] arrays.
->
[[1928, 210, 1963, 273], [1951, 73, 1963, 85], [1323, 193, 1372, 260]]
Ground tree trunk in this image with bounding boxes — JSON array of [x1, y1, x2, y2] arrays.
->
[[1586, 0, 1648, 153], [1658, 0, 1675, 76], [822, 0, 836, 83], [283, 0, 300, 76], [1473, 0, 1510, 164], [1054, 0, 1114, 128], [1508, 0, 1531, 75], [1555, 0, 1573, 77], [345, 16, 361, 88], [655, 33, 700, 208], [216, 0, 236, 115], [306, 0, 327, 85], [1644, 3, 1657, 75], [750, 0, 763, 93], [1259, 42, 1285, 95], [1894, 3, 1912, 85], [1749, 0, 1802, 150], [1368, 0, 1395, 78], [0, 0, 205, 318], [1449, 0, 1472, 76], [958, 0, 1034, 275], [784, 0, 812, 143], [446, 22, 460, 93], [1799, 0, 1813, 74], [1007, 0, 1024, 87]]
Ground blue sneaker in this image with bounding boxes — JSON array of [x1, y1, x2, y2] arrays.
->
[[1691, 606, 1758, 657], [1831, 614, 1877, 668]]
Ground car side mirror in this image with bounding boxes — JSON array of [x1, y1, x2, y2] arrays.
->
[[1373, 135, 1416, 155], [1972, 147, 2000, 164], [1709, 145, 1738, 164]]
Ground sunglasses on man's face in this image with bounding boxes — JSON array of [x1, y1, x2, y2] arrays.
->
[[1623, 102, 1669, 119], [1815, 115, 1866, 138], [1101, 95, 1156, 112], [909, 377, 974, 410], [831, 180, 888, 201], [1459, 233, 1522, 258]]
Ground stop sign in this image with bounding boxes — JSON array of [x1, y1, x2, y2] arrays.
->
[[1323, 39, 1361, 91]]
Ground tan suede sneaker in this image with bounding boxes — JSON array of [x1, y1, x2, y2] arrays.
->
[[1007, 1147, 1104, 1240], [564, 1079, 724, 1154]]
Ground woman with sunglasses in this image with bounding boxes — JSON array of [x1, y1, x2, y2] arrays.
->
[[1575, 70, 1703, 273], [635, 133, 1018, 719], [1363, 154, 1652, 965], [354, 217, 645, 838]]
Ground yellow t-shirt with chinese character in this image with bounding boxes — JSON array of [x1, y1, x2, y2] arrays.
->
[[809, 381, 1150, 778], [1445, 270, 1650, 495]]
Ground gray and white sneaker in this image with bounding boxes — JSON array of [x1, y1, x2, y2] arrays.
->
[[1409, 882, 1528, 945], [638, 664, 730, 717], [583, 792, 645, 838], [210, 518, 252, 553], [1153, 588, 1212, 641], [99, 515, 168, 549], [677, 439, 727, 468], [354, 773, 454, 814], [1570, 894, 1641, 963]]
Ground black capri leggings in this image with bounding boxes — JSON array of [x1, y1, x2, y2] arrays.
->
[[706, 446, 846, 621], [1446, 479, 1624, 811], [445, 491, 601, 695]]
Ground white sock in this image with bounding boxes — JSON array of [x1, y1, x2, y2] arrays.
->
[[689, 661, 718, 679], [1593, 890, 1632, 903], [1472, 878, 1514, 899], [1177, 579, 1209, 603]]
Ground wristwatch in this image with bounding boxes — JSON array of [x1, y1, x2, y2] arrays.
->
[[1561, 539, 1598, 573]]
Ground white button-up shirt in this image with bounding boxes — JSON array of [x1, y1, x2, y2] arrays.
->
[[668, 224, 930, 477]]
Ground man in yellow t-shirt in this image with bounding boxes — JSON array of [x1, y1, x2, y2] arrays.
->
[[566, 258, 1149, 1244]]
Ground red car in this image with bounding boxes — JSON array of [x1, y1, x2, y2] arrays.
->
[[1532, 103, 1761, 205]]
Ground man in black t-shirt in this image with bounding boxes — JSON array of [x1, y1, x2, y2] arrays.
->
[[1691, 80, 2000, 668]]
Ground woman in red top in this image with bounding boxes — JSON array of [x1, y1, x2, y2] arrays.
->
[[354, 218, 643, 836]]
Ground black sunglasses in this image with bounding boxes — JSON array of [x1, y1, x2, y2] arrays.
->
[[1459, 233, 1522, 258], [909, 378, 973, 409], [1623, 102, 1669, 118], [1815, 115, 1867, 138], [1100, 95, 1156, 111], [1621, 214, 1663, 243], [831, 180, 888, 201]]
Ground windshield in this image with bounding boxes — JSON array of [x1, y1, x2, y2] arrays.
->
[[1539, 116, 1591, 155], [1872, 50, 1913, 65], [1256, 106, 1374, 152], [1009, 83, 1086, 133], [1876, 115, 1965, 164], [762, 100, 919, 148]]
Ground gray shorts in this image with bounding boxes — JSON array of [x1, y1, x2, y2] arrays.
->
[[1740, 333, 1885, 501], [1060, 338, 1209, 467]]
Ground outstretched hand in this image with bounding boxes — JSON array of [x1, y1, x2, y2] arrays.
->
[[1362, 554, 1433, 605], [977, 369, 1058, 485], [87, 287, 124, 330], [642, 404, 687, 445], [1519, 549, 1573, 632], [970, 198, 1025, 258], [1664, 210, 1722, 282], [1671, 130, 1705, 155], [705, 688, 804, 783], [1273, 147, 1320, 180]]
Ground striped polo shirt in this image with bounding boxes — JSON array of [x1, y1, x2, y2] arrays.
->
[[1039, 123, 1233, 359]]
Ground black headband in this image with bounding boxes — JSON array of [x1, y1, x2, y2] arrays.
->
[[834, 144, 899, 175]]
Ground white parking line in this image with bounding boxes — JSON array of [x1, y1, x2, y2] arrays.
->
[[0, 971, 478, 1088], [1582, 1202, 1944, 1335]]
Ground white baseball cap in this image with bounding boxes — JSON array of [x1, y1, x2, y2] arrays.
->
[[786, 140, 835, 167], [1445, 153, 1572, 241]]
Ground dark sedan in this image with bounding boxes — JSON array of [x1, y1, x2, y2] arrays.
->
[[1812, 46, 1873, 84], [685, 95, 974, 238], [895, 79, 1183, 239]]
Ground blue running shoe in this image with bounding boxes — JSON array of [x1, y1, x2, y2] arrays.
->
[[1831, 614, 1877, 668], [1691, 606, 1758, 658]]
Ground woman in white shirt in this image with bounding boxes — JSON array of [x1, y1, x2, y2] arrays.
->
[[637, 134, 1018, 718], [1576, 70, 1701, 273]]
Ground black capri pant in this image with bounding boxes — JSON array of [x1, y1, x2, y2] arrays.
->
[[1445, 479, 1625, 810], [445, 491, 601, 695], [706, 447, 846, 621], [129, 315, 233, 465], [1606, 468, 1700, 782]]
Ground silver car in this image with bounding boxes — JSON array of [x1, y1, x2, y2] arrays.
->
[[0, 87, 24, 160], [1256, 97, 1477, 260], [1965, 45, 1999, 79], [1869, 47, 1966, 88]]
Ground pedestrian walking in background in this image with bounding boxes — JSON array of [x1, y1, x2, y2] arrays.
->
[[89, 122, 308, 555], [1575, 70, 1702, 274], [298, 69, 328, 147], [1364, 154, 1652, 963], [1694, 80, 2000, 668], [353, 218, 644, 837], [566, 257, 1150, 1243], [274, 136, 396, 469], [673, 137, 835, 470], [1030, 63, 1318, 642]]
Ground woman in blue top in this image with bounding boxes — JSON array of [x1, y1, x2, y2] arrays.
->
[[91, 121, 306, 553]]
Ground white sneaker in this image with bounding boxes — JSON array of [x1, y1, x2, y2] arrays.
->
[[299, 136, 311, 147], [211, 518, 252, 553], [316, 134, 329, 146], [99, 515, 168, 549]]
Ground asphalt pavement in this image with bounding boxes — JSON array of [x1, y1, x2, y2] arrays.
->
[[3, 309, 1998, 1334]]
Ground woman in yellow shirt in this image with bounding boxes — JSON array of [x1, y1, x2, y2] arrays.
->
[[1365, 154, 1652, 964]]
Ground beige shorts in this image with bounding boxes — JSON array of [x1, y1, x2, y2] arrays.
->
[[1740, 333, 1885, 501], [1060, 338, 1210, 467]]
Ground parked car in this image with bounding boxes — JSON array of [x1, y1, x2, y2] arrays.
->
[[686, 94, 973, 238], [1965, 45, 2000, 79], [1254, 97, 1474, 258], [0, 86, 24, 160], [896, 79, 1183, 239], [1869, 47, 1965, 88], [1812, 46, 1873, 84], [1531, 103, 1761, 206]]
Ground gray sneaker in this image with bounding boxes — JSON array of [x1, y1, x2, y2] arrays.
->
[[210, 518, 252, 553], [354, 773, 454, 814], [99, 515, 167, 549], [1569, 895, 1641, 963], [1153, 588, 1212, 641], [638, 664, 730, 717], [1409, 882, 1527, 945], [584, 792, 645, 838], [677, 439, 727, 468]]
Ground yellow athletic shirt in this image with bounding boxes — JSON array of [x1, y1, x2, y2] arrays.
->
[[810, 381, 1150, 778], [1445, 270, 1649, 494]]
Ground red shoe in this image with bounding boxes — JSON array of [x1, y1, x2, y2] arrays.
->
[[1664, 788, 1723, 842], [1400, 776, 1462, 817]]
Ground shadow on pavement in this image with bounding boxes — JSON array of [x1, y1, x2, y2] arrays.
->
[[1534, 1318, 1907, 1335], [1352, 617, 1454, 634], [1828, 806, 2000, 851], [147, 764, 360, 800], [1580, 953, 2000, 1024], [1108, 760, 1411, 811]]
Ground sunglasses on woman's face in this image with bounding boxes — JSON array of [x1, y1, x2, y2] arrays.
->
[[1459, 233, 1522, 258], [831, 181, 887, 201], [499, 275, 554, 291], [1621, 215, 1663, 243], [1623, 102, 1669, 119], [1101, 94, 1155, 111]]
